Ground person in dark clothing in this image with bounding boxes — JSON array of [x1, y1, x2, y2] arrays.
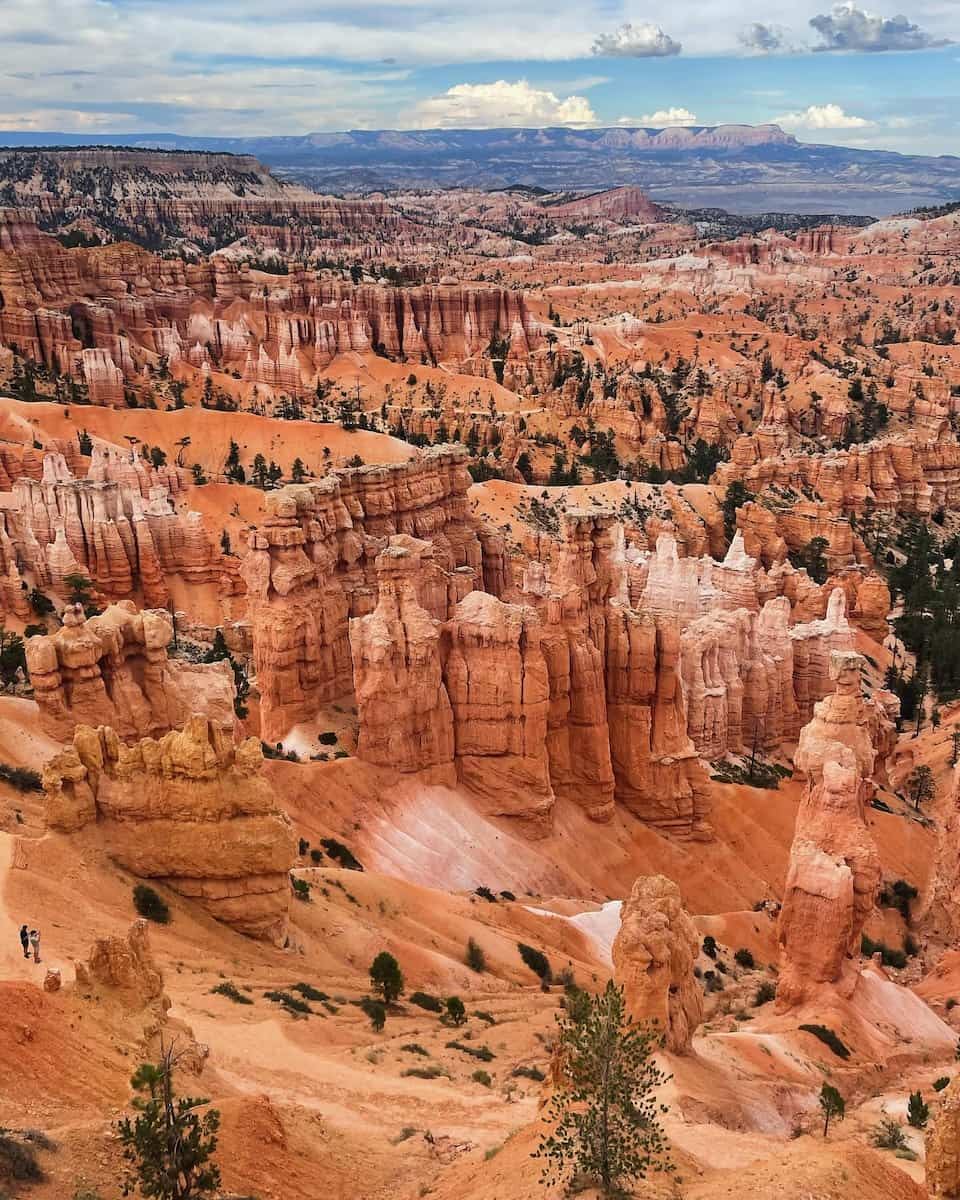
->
[[19, 924, 29, 959]]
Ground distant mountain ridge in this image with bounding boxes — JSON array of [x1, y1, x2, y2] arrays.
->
[[1, 125, 959, 215]]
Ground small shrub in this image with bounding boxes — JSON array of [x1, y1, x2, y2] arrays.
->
[[132, 884, 170, 924], [904, 934, 919, 958], [310, 848, 323, 864], [362, 998, 386, 1032], [861, 934, 907, 969], [0, 762, 43, 792], [499, 890, 516, 901], [753, 981, 777, 1006], [554, 966, 575, 988], [474, 1010, 496, 1025], [466, 938, 486, 973], [475, 886, 497, 903], [291, 877, 311, 903], [518, 942, 552, 982], [409, 992, 443, 1012], [264, 990, 311, 1016], [511, 1065, 546, 1082], [734, 948, 755, 970], [210, 981, 253, 1005], [402, 1065, 449, 1080], [934, 1076, 951, 1092], [319, 838, 363, 871], [702, 935, 718, 959], [871, 1117, 908, 1151], [947, 997, 958, 1011], [318, 731, 338, 745], [472, 1070, 492, 1087], [445, 996, 467, 1026], [298, 837, 309, 856], [0, 1131, 45, 1182], [799, 1024, 850, 1059], [291, 982, 329, 1003], [401, 1043, 429, 1056], [446, 1040, 495, 1062]]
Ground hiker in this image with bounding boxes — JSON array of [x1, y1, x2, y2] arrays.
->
[[29, 929, 40, 964], [19, 924, 29, 959]]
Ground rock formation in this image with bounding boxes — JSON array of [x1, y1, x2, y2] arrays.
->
[[75, 919, 167, 1012], [442, 589, 554, 831], [927, 1075, 960, 1198], [776, 651, 896, 1009], [611, 874, 703, 1053], [350, 543, 455, 775], [43, 716, 296, 943], [25, 601, 235, 741]]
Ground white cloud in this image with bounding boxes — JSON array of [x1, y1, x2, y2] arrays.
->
[[810, 3, 952, 52], [738, 22, 786, 53], [409, 79, 596, 128], [777, 102, 873, 129], [618, 107, 697, 126], [592, 22, 682, 58]]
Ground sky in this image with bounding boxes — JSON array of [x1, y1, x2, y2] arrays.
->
[[1, 1, 959, 154]]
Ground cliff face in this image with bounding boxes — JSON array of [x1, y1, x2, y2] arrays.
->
[[43, 716, 296, 943], [350, 543, 455, 775], [25, 601, 235, 742], [0, 210, 539, 393], [242, 446, 488, 741], [776, 651, 896, 1009], [927, 1076, 960, 1199], [442, 589, 554, 831], [611, 874, 703, 1054], [2, 447, 215, 608]]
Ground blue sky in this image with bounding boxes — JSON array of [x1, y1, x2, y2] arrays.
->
[[1, 1, 958, 153]]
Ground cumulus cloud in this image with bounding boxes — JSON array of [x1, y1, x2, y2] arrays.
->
[[592, 22, 682, 58], [810, 4, 952, 52], [618, 107, 697, 126], [410, 80, 596, 128], [738, 23, 786, 53], [776, 102, 873, 128]]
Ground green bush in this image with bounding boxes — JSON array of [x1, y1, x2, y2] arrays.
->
[[0, 762, 43, 792], [475, 886, 497, 903], [753, 981, 777, 1007], [734, 948, 755, 970], [466, 937, 486, 973], [799, 1024, 850, 1059], [907, 1090, 929, 1128], [446, 1040, 495, 1061], [291, 982, 329, 1002], [518, 942, 552, 982], [264, 990, 311, 1016], [132, 884, 170, 924], [409, 992, 443, 1012], [369, 951, 404, 1004], [310, 848, 323, 864], [475, 1010, 496, 1025], [402, 1065, 449, 1080], [861, 934, 907, 969], [871, 1117, 908, 1150], [401, 1043, 429, 1056], [445, 996, 467, 1026], [0, 1131, 46, 1182], [362, 998, 386, 1032], [210, 981, 253, 1005], [472, 1070, 492, 1087], [320, 838, 364, 871], [702, 935, 717, 959], [291, 877, 311, 903], [511, 1065, 546, 1082], [934, 1076, 951, 1092]]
